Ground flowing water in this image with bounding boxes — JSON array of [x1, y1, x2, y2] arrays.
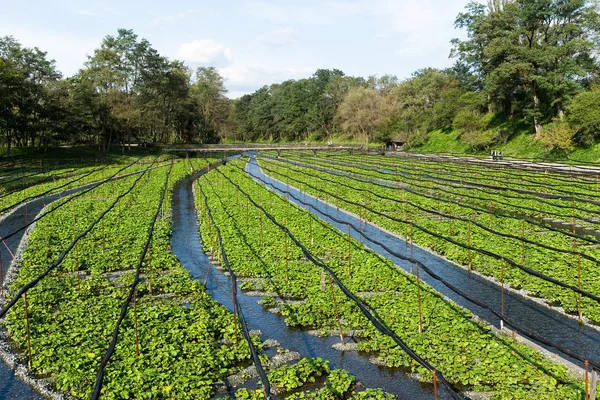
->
[[170, 164, 447, 399]]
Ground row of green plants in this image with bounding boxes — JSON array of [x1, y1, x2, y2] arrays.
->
[[276, 153, 600, 258], [283, 153, 600, 229], [0, 155, 169, 217], [0, 164, 80, 196], [324, 152, 600, 196], [3, 156, 263, 399], [312, 151, 600, 198], [260, 156, 600, 324], [196, 158, 588, 399]]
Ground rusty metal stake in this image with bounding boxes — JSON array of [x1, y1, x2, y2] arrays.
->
[[347, 224, 352, 278], [468, 219, 472, 274], [585, 360, 589, 400], [521, 219, 525, 265], [1, 237, 15, 260], [328, 276, 345, 345], [285, 234, 289, 281], [416, 263, 423, 334], [577, 251, 582, 324]]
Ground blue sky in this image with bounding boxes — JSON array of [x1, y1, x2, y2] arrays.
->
[[1, 0, 471, 98]]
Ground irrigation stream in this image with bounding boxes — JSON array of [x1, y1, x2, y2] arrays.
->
[[246, 156, 600, 369], [0, 156, 598, 398], [171, 163, 446, 398]]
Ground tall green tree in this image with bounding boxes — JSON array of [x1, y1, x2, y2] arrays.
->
[[453, 0, 600, 138]]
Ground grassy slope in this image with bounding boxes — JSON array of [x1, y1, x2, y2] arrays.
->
[[411, 129, 600, 163]]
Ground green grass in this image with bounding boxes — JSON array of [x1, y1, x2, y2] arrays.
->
[[408, 130, 472, 154], [410, 128, 600, 164]]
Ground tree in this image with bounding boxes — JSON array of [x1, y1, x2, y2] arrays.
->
[[189, 67, 229, 143], [337, 87, 394, 149], [452, 0, 600, 138], [0, 36, 61, 155], [567, 85, 600, 145], [389, 68, 462, 145]]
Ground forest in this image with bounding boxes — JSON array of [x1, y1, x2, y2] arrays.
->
[[2, 0, 600, 154]]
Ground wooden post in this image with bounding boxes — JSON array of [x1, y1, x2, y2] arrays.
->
[[347, 224, 352, 278], [24, 292, 32, 369], [521, 219, 525, 265], [134, 290, 139, 357], [328, 276, 345, 345], [416, 262, 423, 334], [468, 219, 472, 274], [285, 233, 289, 281], [309, 209, 313, 245], [577, 250, 582, 324], [585, 360, 589, 400], [410, 223, 414, 274], [572, 193, 576, 235]]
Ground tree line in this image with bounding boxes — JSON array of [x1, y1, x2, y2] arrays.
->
[[2, 0, 600, 154]]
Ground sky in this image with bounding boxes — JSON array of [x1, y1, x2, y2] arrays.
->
[[0, 0, 471, 98]]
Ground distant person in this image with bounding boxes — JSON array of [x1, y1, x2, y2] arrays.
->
[[490, 150, 494, 161], [498, 151, 503, 160]]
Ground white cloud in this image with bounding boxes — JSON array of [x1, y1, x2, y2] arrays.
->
[[176, 39, 233, 66], [78, 10, 97, 17], [257, 27, 298, 47], [220, 64, 314, 97]]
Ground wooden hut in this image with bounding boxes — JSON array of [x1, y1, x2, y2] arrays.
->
[[385, 135, 407, 151]]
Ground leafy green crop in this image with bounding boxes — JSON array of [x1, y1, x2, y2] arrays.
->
[[196, 158, 590, 399]]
